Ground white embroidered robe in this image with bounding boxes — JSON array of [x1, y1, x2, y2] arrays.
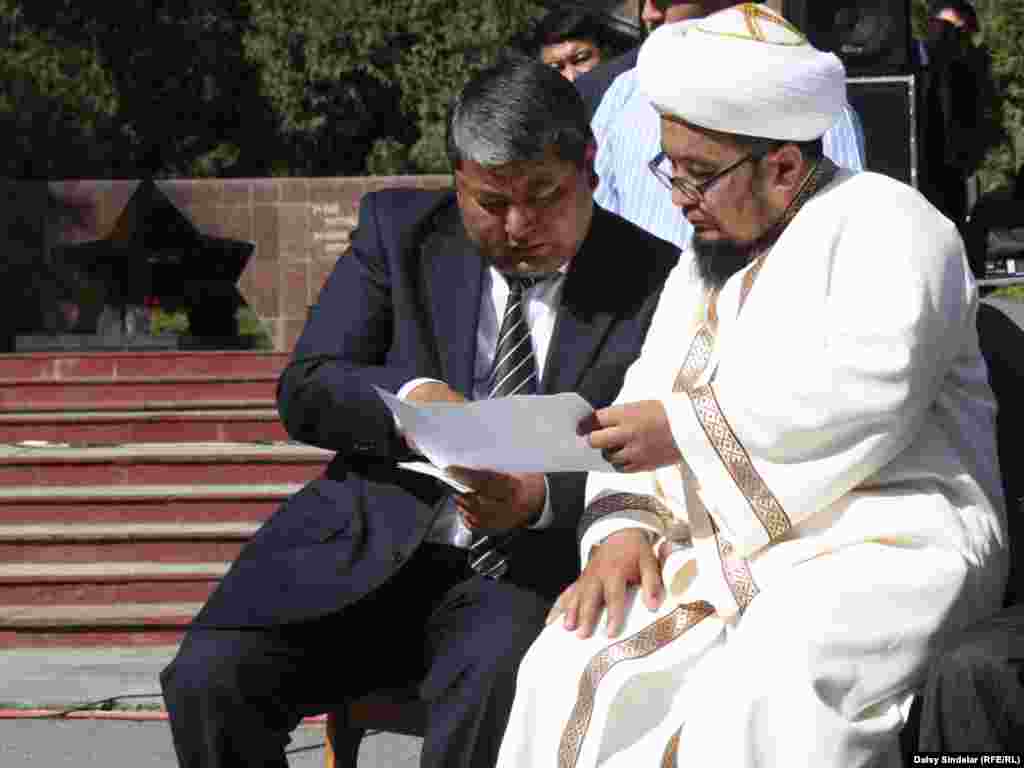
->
[[496, 170, 1008, 768]]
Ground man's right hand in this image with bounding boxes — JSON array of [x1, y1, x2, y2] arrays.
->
[[400, 381, 466, 453], [547, 528, 663, 639], [404, 381, 467, 405]]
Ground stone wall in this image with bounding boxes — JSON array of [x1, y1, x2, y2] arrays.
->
[[45, 176, 452, 353]]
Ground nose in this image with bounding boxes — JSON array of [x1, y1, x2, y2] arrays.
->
[[670, 185, 700, 216], [642, 0, 665, 30], [505, 205, 537, 241]]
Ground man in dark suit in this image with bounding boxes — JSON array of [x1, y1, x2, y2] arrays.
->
[[160, 56, 678, 768]]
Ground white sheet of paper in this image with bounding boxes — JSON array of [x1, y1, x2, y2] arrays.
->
[[397, 461, 475, 493], [375, 387, 613, 474]]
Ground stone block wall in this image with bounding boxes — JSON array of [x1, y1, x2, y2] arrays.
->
[[44, 176, 452, 353]]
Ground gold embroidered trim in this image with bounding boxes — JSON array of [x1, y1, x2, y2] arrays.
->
[[661, 726, 682, 768], [672, 324, 715, 393], [700, 5, 806, 46], [585, 492, 676, 530], [714, 522, 760, 612], [557, 602, 715, 768], [689, 384, 791, 541]]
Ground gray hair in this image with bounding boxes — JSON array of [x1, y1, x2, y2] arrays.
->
[[446, 54, 593, 169]]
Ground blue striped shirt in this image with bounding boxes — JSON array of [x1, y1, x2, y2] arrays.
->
[[592, 67, 867, 249]]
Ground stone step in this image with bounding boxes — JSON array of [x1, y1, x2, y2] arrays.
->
[[0, 561, 228, 605], [0, 483, 300, 524], [0, 351, 289, 380], [0, 442, 331, 487], [0, 408, 288, 444], [0, 602, 201, 648], [1, 376, 279, 411], [0, 522, 260, 564]]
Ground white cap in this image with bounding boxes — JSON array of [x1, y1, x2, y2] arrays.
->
[[638, 4, 847, 141]]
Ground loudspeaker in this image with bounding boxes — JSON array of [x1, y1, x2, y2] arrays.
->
[[784, 0, 913, 76], [846, 75, 919, 188]]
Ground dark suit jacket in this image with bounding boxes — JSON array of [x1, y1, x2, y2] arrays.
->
[[195, 188, 678, 628]]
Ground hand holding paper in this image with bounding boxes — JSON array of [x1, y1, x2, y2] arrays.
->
[[375, 387, 614, 479]]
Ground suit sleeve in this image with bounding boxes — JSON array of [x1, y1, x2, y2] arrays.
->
[[276, 192, 424, 457]]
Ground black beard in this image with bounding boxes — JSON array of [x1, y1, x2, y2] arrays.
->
[[692, 234, 758, 290]]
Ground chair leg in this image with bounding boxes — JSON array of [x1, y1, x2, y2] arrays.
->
[[324, 710, 366, 768]]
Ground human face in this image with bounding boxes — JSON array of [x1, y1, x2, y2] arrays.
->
[[641, 0, 736, 33], [454, 147, 594, 275], [541, 38, 603, 82], [657, 116, 778, 246]]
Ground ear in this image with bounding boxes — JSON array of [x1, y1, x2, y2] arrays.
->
[[584, 140, 599, 190], [763, 143, 808, 204]]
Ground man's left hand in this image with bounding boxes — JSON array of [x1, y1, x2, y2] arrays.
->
[[446, 468, 546, 534], [582, 400, 681, 473]]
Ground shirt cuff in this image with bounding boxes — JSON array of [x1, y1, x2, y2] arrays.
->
[[526, 476, 553, 530], [398, 378, 444, 400]]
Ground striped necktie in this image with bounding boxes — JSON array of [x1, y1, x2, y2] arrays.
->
[[469, 273, 547, 579], [488, 275, 542, 398]]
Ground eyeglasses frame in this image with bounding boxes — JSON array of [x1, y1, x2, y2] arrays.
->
[[648, 143, 778, 203]]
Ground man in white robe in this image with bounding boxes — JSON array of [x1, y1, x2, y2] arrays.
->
[[496, 6, 1009, 767]]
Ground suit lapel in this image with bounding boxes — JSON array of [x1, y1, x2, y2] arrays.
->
[[421, 211, 484, 396], [542, 207, 616, 394]]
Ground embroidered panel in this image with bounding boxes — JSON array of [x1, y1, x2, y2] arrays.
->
[[688, 383, 791, 541], [584, 492, 676, 530], [672, 324, 715, 394], [714, 525, 760, 612], [661, 726, 682, 768], [557, 602, 714, 768]]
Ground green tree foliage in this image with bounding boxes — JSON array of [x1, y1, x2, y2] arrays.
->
[[244, 0, 545, 175], [0, 0, 118, 178], [974, 0, 1024, 190], [913, 0, 1024, 192], [1, 0, 544, 179]]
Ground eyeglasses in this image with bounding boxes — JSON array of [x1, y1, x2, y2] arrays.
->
[[648, 146, 773, 203]]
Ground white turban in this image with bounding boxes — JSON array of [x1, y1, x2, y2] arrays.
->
[[638, 4, 847, 142]]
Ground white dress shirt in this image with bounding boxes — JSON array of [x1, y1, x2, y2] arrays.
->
[[398, 266, 567, 548]]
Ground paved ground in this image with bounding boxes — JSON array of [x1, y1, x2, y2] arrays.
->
[[1, 646, 421, 767]]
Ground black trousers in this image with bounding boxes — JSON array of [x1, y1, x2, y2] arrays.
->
[[161, 543, 550, 768]]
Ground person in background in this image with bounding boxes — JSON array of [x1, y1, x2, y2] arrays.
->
[[918, 1, 999, 228], [529, 9, 634, 83]]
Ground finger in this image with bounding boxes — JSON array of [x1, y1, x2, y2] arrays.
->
[[639, 551, 664, 612], [587, 426, 625, 452], [447, 467, 512, 499], [602, 580, 628, 638], [576, 580, 609, 639], [548, 586, 574, 626]]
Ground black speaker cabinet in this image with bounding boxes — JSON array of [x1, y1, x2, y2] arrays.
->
[[785, 0, 912, 76], [846, 75, 919, 188]]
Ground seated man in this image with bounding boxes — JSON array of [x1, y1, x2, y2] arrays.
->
[[160, 57, 678, 768], [497, 7, 1008, 767]]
